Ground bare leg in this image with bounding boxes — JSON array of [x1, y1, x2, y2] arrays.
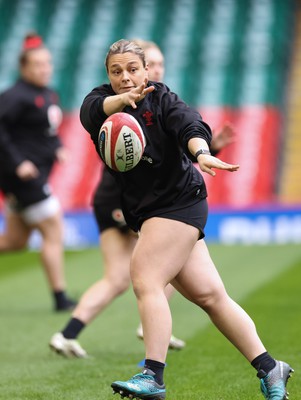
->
[[174, 239, 266, 362], [164, 283, 176, 301], [49, 228, 137, 357], [136, 281, 186, 350], [72, 228, 136, 324], [131, 218, 266, 364], [32, 210, 66, 291], [0, 211, 31, 251], [112, 224, 292, 399], [131, 217, 199, 362]]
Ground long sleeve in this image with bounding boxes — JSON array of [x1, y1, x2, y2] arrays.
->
[[0, 91, 26, 173]]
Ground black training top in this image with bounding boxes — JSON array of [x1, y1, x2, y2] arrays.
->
[[0, 78, 62, 176], [80, 81, 212, 231]]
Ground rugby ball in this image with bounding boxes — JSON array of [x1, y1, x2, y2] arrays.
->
[[98, 112, 146, 172]]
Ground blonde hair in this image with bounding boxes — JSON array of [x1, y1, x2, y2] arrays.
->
[[105, 39, 146, 71], [132, 39, 161, 53]]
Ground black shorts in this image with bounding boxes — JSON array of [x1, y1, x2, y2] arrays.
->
[[93, 168, 129, 233], [93, 168, 207, 237], [0, 166, 52, 210], [138, 198, 208, 240]]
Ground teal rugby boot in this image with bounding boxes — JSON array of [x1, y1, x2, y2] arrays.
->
[[257, 360, 294, 400], [111, 369, 166, 399]]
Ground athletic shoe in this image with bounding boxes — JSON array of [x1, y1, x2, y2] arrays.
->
[[49, 332, 87, 358], [257, 360, 294, 399], [111, 369, 166, 399], [168, 334, 186, 350], [136, 324, 185, 350], [55, 297, 77, 312]]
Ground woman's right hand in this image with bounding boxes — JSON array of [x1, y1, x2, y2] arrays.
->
[[16, 160, 39, 180], [121, 79, 155, 109], [103, 79, 155, 115]]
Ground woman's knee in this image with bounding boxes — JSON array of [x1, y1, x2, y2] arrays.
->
[[105, 272, 131, 296], [114, 279, 131, 295], [194, 283, 228, 312], [34, 213, 63, 241], [131, 274, 165, 300], [130, 255, 170, 299], [0, 232, 28, 251]]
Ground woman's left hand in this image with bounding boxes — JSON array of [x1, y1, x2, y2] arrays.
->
[[56, 147, 70, 163], [197, 154, 239, 177]]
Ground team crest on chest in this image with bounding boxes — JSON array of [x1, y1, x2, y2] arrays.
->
[[47, 104, 63, 129], [142, 110, 154, 126]]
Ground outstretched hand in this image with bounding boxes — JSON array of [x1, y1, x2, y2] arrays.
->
[[197, 154, 239, 177], [122, 78, 155, 109], [211, 122, 236, 153]]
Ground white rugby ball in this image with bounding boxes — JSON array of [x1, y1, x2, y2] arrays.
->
[[98, 112, 146, 172]]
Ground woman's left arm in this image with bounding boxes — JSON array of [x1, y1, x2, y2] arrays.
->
[[188, 137, 239, 177]]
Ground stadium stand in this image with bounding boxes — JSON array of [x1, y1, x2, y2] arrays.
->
[[0, 0, 39, 92], [0, 0, 299, 211], [196, 0, 297, 206], [279, 1, 301, 204]]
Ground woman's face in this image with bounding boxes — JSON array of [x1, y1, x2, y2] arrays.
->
[[21, 48, 53, 87], [107, 52, 148, 94]]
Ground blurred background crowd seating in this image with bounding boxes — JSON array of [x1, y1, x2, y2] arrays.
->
[[0, 0, 300, 244]]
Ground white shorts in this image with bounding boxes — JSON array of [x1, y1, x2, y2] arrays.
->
[[6, 196, 61, 225]]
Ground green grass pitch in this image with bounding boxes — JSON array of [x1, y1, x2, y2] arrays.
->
[[0, 243, 300, 399]]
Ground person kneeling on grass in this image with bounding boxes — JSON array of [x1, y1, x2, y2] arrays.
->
[[79, 39, 294, 400]]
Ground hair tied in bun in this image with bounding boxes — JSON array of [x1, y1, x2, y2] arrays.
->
[[23, 34, 43, 50]]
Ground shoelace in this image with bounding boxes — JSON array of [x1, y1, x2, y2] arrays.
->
[[130, 374, 155, 384]]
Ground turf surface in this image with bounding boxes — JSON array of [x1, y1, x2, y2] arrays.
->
[[0, 244, 300, 399]]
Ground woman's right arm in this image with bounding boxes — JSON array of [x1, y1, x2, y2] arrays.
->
[[103, 80, 154, 115], [80, 81, 154, 149]]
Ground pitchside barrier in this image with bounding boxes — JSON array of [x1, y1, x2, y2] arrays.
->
[[1, 207, 301, 249]]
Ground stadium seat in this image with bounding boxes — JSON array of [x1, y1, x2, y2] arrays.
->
[[279, 5, 301, 203], [0, 0, 298, 208]]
